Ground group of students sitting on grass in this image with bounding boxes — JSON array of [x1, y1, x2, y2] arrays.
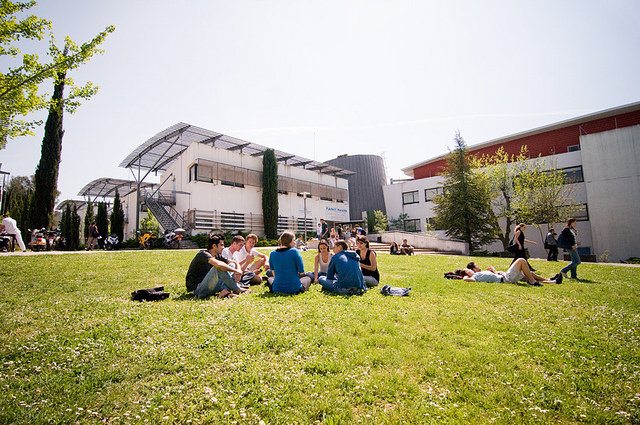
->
[[185, 231, 381, 298]]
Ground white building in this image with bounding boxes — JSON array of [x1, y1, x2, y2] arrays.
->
[[383, 102, 640, 263]]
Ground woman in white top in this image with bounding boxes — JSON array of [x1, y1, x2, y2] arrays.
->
[[307, 239, 333, 283]]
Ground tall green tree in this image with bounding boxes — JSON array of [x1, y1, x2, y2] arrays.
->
[[0, 0, 114, 148], [83, 199, 94, 242], [110, 188, 124, 242], [96, 202, 108, 247], [262, 148, 278, 239], [70, 204, 80, 250], [31, 69, 65, 229], [59, 202, 70, 250], [433, 132, 495, 252]]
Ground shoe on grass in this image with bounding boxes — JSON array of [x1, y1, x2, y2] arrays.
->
[[528, 281, 543, 287]]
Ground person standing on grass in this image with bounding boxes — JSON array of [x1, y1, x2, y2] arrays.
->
[[267, 231, 312, 294], [559, 218, 581, 280], [320, 219, 329, 240], [462, 259, 561, 286], [0, 213, 26, 252], [86, 222, 99, 251], [511, 223, 537, 271], [355, 235, 380, 287], [318, 240, 366, 295], [186, 234, 250, 298], [545, 228, 558, 262]]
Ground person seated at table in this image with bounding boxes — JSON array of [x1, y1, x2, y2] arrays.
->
[[400, 239, 414, 255], [186, 234, 251, 298], [318, 240, 366, 295], [461, 258, 561, 286], [267, 231, 312, 294]]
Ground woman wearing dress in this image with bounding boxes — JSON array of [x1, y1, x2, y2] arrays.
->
[[355, 235, 380, 287], [267, 231, 312, 294], [511, 223, 537, 271]]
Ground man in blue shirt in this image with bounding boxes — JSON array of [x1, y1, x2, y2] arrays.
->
[[318, 240, 366, 295]]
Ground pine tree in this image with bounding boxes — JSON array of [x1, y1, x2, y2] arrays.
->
[[110, 188, 125, 243], [70, 204, 81, 250], [433, 132, 495, 252], [59, 202, 71, 251], [32, 71, 65, 229], [262, 149, 279, 239]]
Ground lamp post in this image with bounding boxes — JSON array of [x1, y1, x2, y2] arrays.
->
[[301, 191, 310, 242]]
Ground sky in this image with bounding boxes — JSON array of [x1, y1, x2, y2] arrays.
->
[[2, 0, 640, 204]]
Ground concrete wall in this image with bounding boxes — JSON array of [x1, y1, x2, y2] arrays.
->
[[581, 125, 640, 262]]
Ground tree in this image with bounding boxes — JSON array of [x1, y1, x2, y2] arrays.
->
[[511, 158, 578, 243], [262, 148, 278, 239], [1, 0, 115, 148], [2, 175, 33, 236], [31, 69, 65, 229], [472, 146, 529, 250], [96, 202, 108, 247], [83, 199, 94, 242], [432, 132, 495, 252], [367, 210, 388, 234], [110, 188, 124, 242], [140, 210, 159, 235], [70, 204, 80, 250]]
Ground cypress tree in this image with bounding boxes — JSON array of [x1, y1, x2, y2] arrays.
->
[[32, 70, 66, 229], [262, 149, 279, 239], [110, 188, 125, 242], [70, 204, 81, 250], [83, 200, 94, 243], [96, 202, 109, 248]]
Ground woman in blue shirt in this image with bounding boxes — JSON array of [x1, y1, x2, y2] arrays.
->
[[268, 231, 312, 294]]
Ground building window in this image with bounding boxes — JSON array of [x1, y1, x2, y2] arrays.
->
[[402, 190, 419, 205], [561, 166, 584, 184], [298, 193, 312, 198], [425, 217, 441, 231], [404, 218, 420, 232], [320, 197, 333, 201], [567, 144, 581, 152], [221, 180, 245, 188], [188, 164, 213, 183], [560, 203, 589, 221], [424, 187, 445, 202]]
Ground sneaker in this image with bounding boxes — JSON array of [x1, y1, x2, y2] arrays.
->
[[528, 281, 543, 287], [554, 273, 563, 284]]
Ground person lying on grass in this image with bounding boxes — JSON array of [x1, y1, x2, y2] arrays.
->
[[186, 233, 251, 298], [461, 258, 562, 287], [318, 240, 367, 295]]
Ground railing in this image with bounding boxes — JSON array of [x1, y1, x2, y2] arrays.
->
[[185, 210, 314, 236]]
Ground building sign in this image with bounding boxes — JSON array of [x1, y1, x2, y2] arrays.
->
[[324, 205, 349, 221]]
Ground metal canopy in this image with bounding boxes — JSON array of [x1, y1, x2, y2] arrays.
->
[[77, 178, 157, 200], [55, 199, 87, 212], [119, 122, 356, 177]]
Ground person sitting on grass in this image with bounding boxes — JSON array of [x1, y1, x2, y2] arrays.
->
[[267, 231, 312, 295], [186, 234, 251, 298], [318, 240, 367, 295], [221, 235, 263, 285], [308, 239, 333, 283], [390, 241, 401, 255], [355, 235, 380, 287], [295, 235, 308, 251], [461, 258, 561, 286], [400, 239, 414, 255], [236, 233, 269, 278]]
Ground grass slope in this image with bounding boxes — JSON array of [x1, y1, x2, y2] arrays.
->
[[0, 250, 639, 424]]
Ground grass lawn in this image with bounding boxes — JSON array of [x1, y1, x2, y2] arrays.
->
[[0, 250, 639, 424]]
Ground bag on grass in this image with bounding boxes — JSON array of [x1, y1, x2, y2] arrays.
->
[[380, 285, 411, 296], [131, 286, 170, 302], [444, 271, 463, 280]]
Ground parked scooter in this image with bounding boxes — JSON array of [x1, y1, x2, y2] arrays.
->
[[28, 228, 47, 251], [105, 234, 119, 250], [46, 229, 61, 250], [163, 228, 184, 249]]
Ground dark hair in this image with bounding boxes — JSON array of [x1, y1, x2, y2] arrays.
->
[[231, 235, 245, 244], [356, 235, 369, 248], [207, 234, 224, 250], [466, 261, 476, 270], [317, 240, 329, 251], [335, 240, 348, 251], [566, 218, 577, 226]]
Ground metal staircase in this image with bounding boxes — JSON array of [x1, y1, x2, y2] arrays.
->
[[144, 191, 189, 232]]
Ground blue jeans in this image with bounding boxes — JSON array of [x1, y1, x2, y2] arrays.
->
[[561, 249, 581, 278], [318, 276, 365, 295], [194, 266, 240, 298]]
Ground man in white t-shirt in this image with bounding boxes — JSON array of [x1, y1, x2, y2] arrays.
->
[[235, 233, 269, 274], [222, 235, 264, 285], [1, 213, 26, 252]]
